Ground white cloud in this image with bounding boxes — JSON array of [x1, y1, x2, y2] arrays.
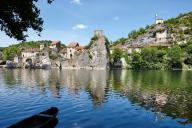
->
[[71, 0, 81, 5], [72, 24, 87, 30], [113, 16, 120, 21]]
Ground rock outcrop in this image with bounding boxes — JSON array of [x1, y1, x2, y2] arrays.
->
[[61, 35, 110, 69], [123, 24, 170, 48]]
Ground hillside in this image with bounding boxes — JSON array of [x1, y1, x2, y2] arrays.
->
[[111, 12, 192, 48], [1, 40, 67, 60], [1, 40, 52, 60]]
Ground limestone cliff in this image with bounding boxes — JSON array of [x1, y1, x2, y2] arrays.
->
[[112, 12, 192, 48], [61, 35, 110, 69]]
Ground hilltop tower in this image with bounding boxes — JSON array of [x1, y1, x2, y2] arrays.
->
[[94, 30, 103, 37], [155, 14, 164, 24]]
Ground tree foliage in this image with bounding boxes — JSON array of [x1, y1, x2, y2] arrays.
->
[[184, 44, 192, 66], [110, 38, 127, 47], [0, 0, 54, 41], [131, 51, 142, 70], [111, 48, 123, 61], [167, 45, 182, 69], [2, 40, 51, 60], [128, 27, 146, 39], [86, 35, 98, 49], [3, 47, 21, 60]]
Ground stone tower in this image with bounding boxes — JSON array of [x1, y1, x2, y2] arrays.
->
[[155, 14, 164, 24], [94, 30, 103, 37]]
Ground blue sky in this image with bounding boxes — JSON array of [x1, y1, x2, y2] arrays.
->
[[0, 0, 192, 47]]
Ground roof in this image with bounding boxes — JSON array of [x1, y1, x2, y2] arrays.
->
[[59, 48, 67, 53], [76, 46, 85, 50], [68, 42, 79, 48], [51, 41, 61, 45]]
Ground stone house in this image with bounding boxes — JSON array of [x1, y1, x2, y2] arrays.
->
[[22, 48, 40, 58], [126, 45, 143, 55], [59, 48, 67, 59], [50, 41, 61, 49], [67, 42, 84, 59]]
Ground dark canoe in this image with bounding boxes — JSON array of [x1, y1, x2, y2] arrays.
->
[[8, 107, 59, 128]]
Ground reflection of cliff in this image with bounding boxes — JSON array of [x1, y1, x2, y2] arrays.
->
[[2, 69, 192, 125], [87, 70, 109, 105], [2, 69, 109, 104], [62, 70, 109, 105], [110, 70, 192, 125]]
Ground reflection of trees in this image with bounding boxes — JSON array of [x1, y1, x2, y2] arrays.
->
[[3, 69, 18, 86], [2, 69, 192, 124], [110, 70, 192, 125]]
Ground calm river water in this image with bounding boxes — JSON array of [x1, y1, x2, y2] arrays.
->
[[0, 69, 192, 128]]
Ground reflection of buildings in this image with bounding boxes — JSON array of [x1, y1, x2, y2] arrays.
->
[[2, 69, 110, 106], [2, 69, 192, 125], [62, 70, 109, 105]]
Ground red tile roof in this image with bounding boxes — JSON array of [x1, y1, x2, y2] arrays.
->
[[51, 41, 61, 45], [68, 42, 79, 48], [59, 48, 67, 53]]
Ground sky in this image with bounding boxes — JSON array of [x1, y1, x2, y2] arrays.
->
[[0, 0, 192, 47]]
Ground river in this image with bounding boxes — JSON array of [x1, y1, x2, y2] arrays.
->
[[0, 69, 192, 128]]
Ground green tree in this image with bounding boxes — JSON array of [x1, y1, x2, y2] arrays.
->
[[111, 48, 123, 63], [3, 47, 21, 60], [140, 47, 166, 69], [131, 51, 142, 70], [184, 44, 192, 66], [111, 38, 127, 47], [167, 45, 182, 69], [86, 35, 98, 49], [0, 0, 54, 40]]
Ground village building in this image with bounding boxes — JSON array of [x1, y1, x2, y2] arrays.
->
[[40, 44, 46, 51], [67, 42, 84, 59], [50, 41, 61, 49], [126, 45, 143, 55], [59, 48, 67, 59], [21, 48, 40, 58]]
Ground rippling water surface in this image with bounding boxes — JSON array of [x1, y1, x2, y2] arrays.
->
[[0, 69, 192, 128]]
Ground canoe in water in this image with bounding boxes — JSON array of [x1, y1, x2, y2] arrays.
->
[[8, 107, 59, 128]]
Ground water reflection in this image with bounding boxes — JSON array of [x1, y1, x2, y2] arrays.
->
[[1, 69, 192, 127], [110, 70, 192, 125]]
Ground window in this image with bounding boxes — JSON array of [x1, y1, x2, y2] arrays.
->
[[70, 54, 72, 59]]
